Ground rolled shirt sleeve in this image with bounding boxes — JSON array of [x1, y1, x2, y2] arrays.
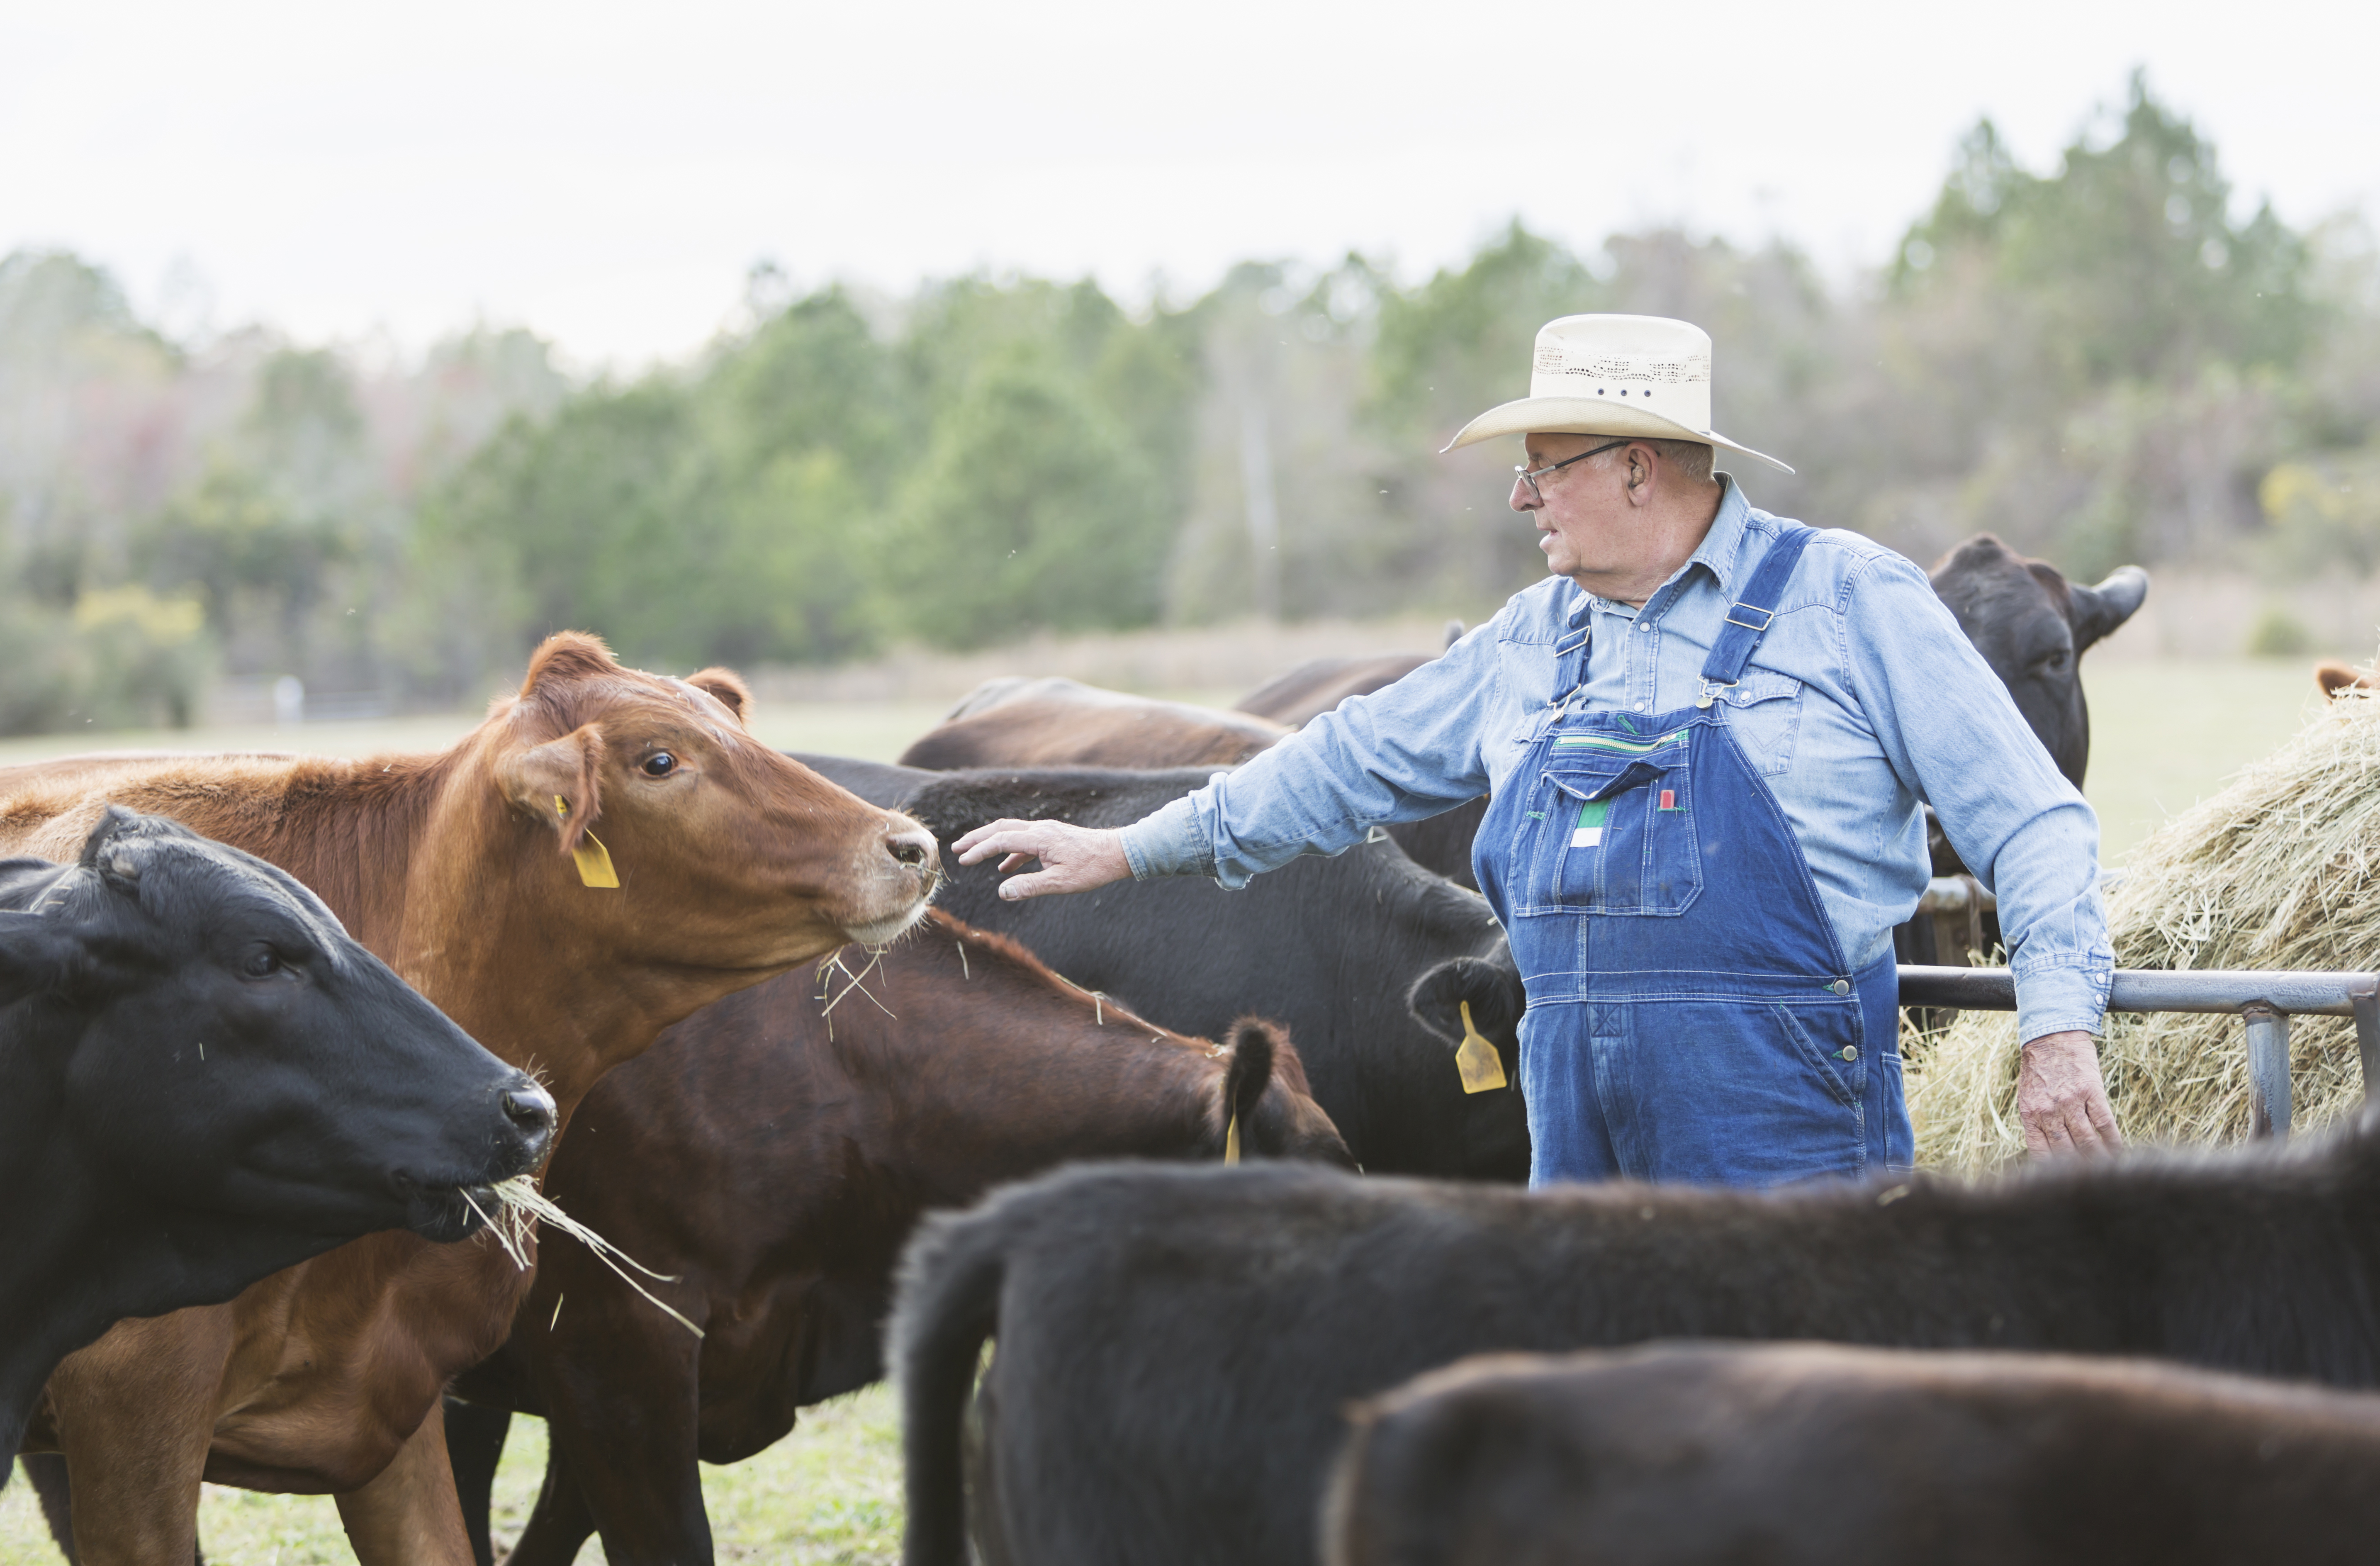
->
[[1838, 552, 2113, 1042]]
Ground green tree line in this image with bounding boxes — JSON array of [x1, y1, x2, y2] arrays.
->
[[5, 74, 2378, 735]]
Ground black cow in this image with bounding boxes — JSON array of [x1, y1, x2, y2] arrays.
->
[[894, 1115, 2380, 1566], [803, 760, 1528, 1181], [1325, 1344, 2380, 1566], [0, 808, 554, 1470], [1901, 537, 2146, 964], [1927, 536, 2149, 789]]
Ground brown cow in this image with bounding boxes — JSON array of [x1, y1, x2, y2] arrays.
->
[[901, 676, 1291, 769], [442, 908, 1351, 1564], [3, 632, 937, 1566], [1325, 1343, 2380, 1566]]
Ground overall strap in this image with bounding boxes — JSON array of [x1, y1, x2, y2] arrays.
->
[[1698, 522, 1815, 705]]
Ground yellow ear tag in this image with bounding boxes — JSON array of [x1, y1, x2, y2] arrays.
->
[[1224, 1110, 1241, 1165], [555, 796, 621, 889], [1455, 1000, 1508, 1094]]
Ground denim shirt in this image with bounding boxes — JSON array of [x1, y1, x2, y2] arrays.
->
[[1119, 479, 2112, 1044]]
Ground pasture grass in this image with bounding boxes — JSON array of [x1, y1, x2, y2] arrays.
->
[[0, 654, 2333, 1559], [3, 1386, 901, 1564]]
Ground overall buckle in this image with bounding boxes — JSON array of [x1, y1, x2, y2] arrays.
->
[[1723, 601, 1775, 632]]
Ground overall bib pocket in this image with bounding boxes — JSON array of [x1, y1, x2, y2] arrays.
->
[[1509, 729, 1701, 918]]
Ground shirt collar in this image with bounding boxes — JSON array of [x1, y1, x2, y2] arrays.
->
[[1565, 474, 1753, 626], [1685, 475, 1753, 596]]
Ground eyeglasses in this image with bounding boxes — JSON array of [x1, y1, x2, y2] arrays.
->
[[1514, 438, 1630, 504]]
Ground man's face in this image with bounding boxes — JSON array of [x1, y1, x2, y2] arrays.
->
[[1512, 432, 1635, 582]]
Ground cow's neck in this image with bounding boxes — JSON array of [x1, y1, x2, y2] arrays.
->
[[853, 953, 1226, 1180], [0, 1134, 216, 1461], [210, 748, 688, 1124], [386, 768, 708, 1122]]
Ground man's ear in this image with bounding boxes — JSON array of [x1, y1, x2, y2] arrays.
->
[[495, 724, 608, 852], [1627, 441, 1655, 499], [686, 667, 754, 728]]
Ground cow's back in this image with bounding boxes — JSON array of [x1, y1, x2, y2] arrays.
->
[[1326, 1344, 2380, 1566]]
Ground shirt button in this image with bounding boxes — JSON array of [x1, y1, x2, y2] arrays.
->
[[1636, 622, 1650, 633], [1631, 701, 1648, 713]]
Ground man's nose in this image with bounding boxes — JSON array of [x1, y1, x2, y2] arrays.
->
[[1510, 475, 1539, 513]]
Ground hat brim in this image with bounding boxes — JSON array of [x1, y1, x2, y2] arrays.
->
[[1442, 395, 1793, 475]]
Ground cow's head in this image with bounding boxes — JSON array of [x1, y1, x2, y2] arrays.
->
[[1928, 536, 2148, 787], [1213, 1018, 1358, 1169], [1, 809, 552, 1264], [487, 634, 937, 990], [1405, 947, 1532, 1179]]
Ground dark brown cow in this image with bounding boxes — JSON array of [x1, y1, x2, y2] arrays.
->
[[1326, 1344, 2380, 1566], [900, 676, 1483, 887], [442, 909, 1349, 1565], [1235, 653, 1437, 728], [902, 677, 1290, 769], [3, 633, 937, 1566]]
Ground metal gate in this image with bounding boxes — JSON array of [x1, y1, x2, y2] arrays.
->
[[1898, 966, 2380, 1139]]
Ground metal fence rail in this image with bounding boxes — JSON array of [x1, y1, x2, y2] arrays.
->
[[1898, 966, 2380, 1140]]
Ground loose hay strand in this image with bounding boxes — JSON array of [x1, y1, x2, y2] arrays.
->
[[1908, 682, 2380, 1174], [472, 1175, 706, 1339]]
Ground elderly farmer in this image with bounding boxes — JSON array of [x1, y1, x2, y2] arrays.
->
[[957, 314, 2117, 1187]]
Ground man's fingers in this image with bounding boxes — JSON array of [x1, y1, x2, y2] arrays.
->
[[2060, 1100, 2105, 1153], [955, 821, 1042, 865], [2022, 1114, 2051, 1157], [2031, 1108, 2076, 1154], [2085, 1091, 2124, 1149], [995, 852, 1033, 873]]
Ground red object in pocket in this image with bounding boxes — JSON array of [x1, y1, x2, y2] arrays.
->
[[1659, 789, 1677, 811]]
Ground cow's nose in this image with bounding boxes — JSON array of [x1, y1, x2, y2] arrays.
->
[[501, 1081, 557, 1145], [887, 826, 937, 874]]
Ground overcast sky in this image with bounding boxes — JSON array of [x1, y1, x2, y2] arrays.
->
[[3, 0, 2372, 368]]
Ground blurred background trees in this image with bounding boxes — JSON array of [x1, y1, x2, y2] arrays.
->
[[6, 75, 2380, 733]]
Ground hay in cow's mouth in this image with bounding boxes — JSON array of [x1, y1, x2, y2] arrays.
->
[[1908, 672, 2380, 1171], [396, 1175, 502, 1244], [464, 1176, 705, 1339]]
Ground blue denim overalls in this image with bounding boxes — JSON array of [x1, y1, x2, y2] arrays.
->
[[1473, 524, 1912, 1188]]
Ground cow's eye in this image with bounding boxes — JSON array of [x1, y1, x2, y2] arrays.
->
[[642, 752, 678, 778], [241, 946, 283, 979]]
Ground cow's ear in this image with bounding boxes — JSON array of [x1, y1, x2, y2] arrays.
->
[[0, 911, 81, 1007], [686, 667, 753, 727], [1221, 1018, 1282, 1130], [2069, 566, 2149, 654], [1408, 954, 1526, 1060], [495, 724, 607, 852], [2318, 662, 2376, 699]]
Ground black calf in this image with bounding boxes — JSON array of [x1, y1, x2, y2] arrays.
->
[[894, 1123, 2380, 1566], [1326, 1344, 2380, 1566], [0, 808, 553, 1465]]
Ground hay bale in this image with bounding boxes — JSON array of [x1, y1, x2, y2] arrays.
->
[[1908, 685, 2380, 1174]]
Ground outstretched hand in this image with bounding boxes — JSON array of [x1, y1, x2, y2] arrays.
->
[[952, 818, 1133, 901], [2017, 1030, 2123, 1157]]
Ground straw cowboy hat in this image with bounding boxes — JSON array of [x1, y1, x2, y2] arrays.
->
[[1443, 313, 1792, 474]]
